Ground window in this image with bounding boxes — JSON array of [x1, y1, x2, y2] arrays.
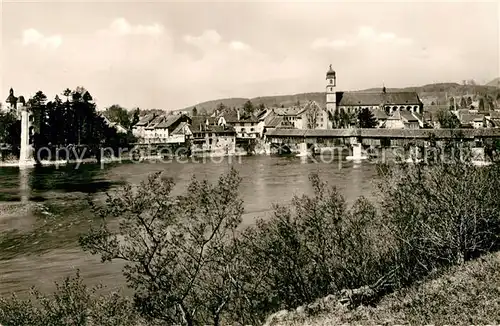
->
[[250, 128, 255, 132], [209, 139, 213, 145]]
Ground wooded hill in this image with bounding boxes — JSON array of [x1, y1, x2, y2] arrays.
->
[[180, 82, 500, 115]]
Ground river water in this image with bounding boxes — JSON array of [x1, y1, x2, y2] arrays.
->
[[0, 155, 380, 297]]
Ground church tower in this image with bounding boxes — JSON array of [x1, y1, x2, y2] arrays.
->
[[326, 65, 336, 113]]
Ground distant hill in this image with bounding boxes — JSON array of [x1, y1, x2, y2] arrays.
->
[[179, 83, 500, 115], [486, 77, 500, 88]]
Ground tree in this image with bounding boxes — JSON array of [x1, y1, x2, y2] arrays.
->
[[479, 98, 485, 111], [306, 103, 320, 129], [242, 100, 254, 116], [449, 97, 455, 110], [460, 97, 467, 109], [357, 108, 377, 128], [104, 105, 131, 129], [131, 108, 140, 127], [216, 103, 227, 114], [466, 96, 473, 107], [80, 169, 245, 326], [192, 107, 198, 116], [437, 110, 461, 128]]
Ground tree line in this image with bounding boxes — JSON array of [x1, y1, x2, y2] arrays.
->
[[0, 87, 136, 161]]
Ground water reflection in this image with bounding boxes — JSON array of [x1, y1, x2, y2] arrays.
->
[[19, 168, 30, 203]]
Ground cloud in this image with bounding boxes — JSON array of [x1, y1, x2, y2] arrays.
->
[[311, 38, 351, 49], [311, 26, 413, 50], [104, 18, 164, 36], [229, 41, 251, 51], [183, 29, 222, 48], [22, 28, 62, 49]]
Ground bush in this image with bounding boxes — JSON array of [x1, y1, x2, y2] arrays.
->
[[377, 161, 500, 285], [230, 174, 394, 324], [80, 168, 244, 326], [0, 271, 139, 326]]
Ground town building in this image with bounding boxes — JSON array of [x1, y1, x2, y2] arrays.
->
[[190, 116, 236, 156], [132, 114, 156, 139], [266, 101, 332, 130], [216, 110, 262, 138], [324, 65, 423, 123], [140, 114, 192, 144]]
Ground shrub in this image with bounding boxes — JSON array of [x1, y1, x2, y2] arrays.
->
[[0, 271, 138, 326], [80, 168, 244, 326], [377, 161, 500, 285], [231, 174, 394, 324]]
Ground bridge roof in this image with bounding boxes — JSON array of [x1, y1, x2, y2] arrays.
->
[[266, 128, 500, 139]]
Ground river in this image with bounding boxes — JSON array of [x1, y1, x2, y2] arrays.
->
[[0, 155, 380, 297]]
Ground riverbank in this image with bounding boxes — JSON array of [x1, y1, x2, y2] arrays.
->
[[264, 250, 500, 325], [0, 152, 251, 168]]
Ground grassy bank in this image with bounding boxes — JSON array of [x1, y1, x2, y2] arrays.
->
[[266, 250, 500, 325]]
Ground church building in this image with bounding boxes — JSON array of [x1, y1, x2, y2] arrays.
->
[[325, 65, 423, 116]]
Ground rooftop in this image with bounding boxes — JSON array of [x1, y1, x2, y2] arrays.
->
[[337, 91, 421, 106]]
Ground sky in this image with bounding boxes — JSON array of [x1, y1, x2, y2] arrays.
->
[[1, 1, 499, 110]]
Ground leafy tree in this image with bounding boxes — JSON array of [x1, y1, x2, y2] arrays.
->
[[460, 97, 467, 109], [130, 108, 140, 127], [449, 97, 455, 110], [216, 103, 227, 114], [192, 107, 198, 116], [80, 168, 244, 326], [479, 98, 485, 111], [104, 105, 131, 129], [467, 96, 473, 107], [306, 102, 320, 129], [357, 108, 377, 128], [242, 100, 254, 116], [437, 110, 461, 128]]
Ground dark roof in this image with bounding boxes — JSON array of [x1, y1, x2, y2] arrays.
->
[[266, 128, 500, 139], [145, 116, 165, 129], [136, 114, 155, 127], [413, 112, 423, 122], [383, 92, 421, 105], [337, 91, 421, 106], [191, 125, 236, 134], [460, 113, 484, 124], [373, 109, 388, 120], [400, 111, 418, 122], [171, 122, 189, 135], [489, 111, 500, 119], [190, 116, 209, 131], [155, 115, 182, 129], [273, 106, 306, 116], [265, 116, 284, 128]]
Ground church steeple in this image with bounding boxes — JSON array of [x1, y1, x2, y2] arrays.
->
[[326, 65, 337, 113]]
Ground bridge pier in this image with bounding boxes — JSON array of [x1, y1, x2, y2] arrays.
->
[[346, 137, 368, 161], [296, 141, 308, 157]]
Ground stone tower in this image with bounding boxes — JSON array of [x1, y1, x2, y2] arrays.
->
[[5, 88, 35, 167], [325, 64, 336, 113]]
